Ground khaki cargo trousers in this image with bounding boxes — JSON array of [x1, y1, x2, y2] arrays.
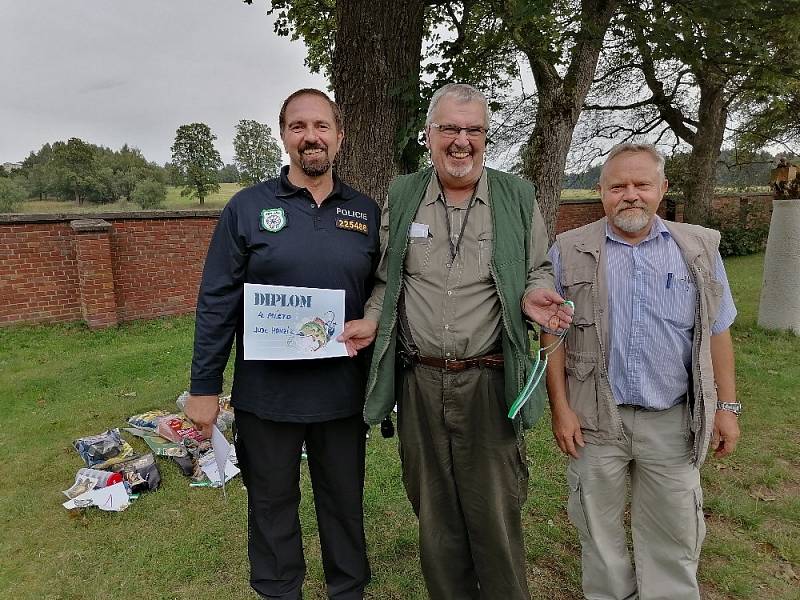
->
[[567, 402, 706, 600], [397, 363, 530, 600]]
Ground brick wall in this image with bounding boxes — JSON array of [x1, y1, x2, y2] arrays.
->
[[0, 221, 81, 324], [0, 210, 219, 328], [0, 194, 773, 328]]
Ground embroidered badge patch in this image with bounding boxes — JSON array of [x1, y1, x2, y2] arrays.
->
[[336, 218, 369, 235], [260, 208, 287, 232]]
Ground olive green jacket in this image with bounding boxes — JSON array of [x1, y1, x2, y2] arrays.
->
[[363, 167, 552, 432]]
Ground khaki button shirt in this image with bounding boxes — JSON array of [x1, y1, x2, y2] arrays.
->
[[364, 169, 552, 359]]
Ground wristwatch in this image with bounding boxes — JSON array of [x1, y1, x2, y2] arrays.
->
[[716, 401, 742, 416]]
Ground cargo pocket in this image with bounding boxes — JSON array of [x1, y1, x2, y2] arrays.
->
[[565, 351, 599, 431], [691, 486, 706, 560], [562, 266, 595, 320], [566, 466, 592, 542]]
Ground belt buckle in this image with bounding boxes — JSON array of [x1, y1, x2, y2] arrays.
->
[[444, 358, 463, 372]]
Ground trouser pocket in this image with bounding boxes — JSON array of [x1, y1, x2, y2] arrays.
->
[[566, 466, 592, 541]]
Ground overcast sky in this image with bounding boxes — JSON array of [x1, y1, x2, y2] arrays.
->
[[0, 0, 327, 165]]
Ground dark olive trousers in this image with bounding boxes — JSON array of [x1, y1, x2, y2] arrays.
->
[[397, 364, 531, 600], [234, 410, 370, 600]]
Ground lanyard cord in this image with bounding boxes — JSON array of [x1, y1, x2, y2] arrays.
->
[[436, 173, 480, 261]]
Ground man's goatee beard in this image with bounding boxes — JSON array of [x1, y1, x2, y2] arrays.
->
[[301, 158, 332, 177], [613, 208, 651, 233]]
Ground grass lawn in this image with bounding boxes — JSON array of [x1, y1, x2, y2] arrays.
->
[[1, 254, 797, 599]]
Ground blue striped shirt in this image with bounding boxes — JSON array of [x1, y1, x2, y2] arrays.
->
[[549, 217, 737, 410]]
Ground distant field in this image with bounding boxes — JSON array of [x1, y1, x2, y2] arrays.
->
[[10, 184, 772, 215], [16, 183, 244, 214]]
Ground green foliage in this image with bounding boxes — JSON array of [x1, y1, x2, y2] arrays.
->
[[217, 163, 241, 184], [0, 177, 27, 212], [708, 200, 770, 257], [170, 123, 223, 205], [233, 119, 282, 186], [17, 140, 165, 205], [130, 178, 167, 209], [265, 0, 336, 76], [714, 222, 770, 258], [163, 161, 184, 186]]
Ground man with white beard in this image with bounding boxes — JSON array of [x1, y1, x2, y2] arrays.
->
[[541, 143, 741, 600], [340, 83, 573, 599]]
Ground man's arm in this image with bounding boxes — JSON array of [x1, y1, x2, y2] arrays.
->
[[710, 328, 740, 458], [523, 220, 573, 329], [543, 332, 584, 458], [186, 204, 247, 436]]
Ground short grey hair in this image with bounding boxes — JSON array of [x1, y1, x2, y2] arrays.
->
[[600, 143, 666, 182], [425, 83, 490, 128]]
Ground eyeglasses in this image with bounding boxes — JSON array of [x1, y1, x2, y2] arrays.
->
[[429, 123, 487, 139], [507, 300, 574, 420]]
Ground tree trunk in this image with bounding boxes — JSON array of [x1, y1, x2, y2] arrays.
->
[[521, 93, 577, 242], [331, 0, 425, 204], [516, 0, 617, 241], [682, 74, 727, 225]]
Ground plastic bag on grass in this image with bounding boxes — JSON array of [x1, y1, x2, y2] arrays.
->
[[73, 428, 134, 469], [109, 453, 161, 493], [127, 409, 170, 432]]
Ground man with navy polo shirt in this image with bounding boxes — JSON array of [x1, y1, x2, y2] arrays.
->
[[543, 143, 741, 600], [186, 89, 379, 600]]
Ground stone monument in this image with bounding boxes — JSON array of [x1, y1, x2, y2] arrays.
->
[[758, 160, 800, 334]]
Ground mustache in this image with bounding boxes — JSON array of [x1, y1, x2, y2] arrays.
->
[[299, 141, 327, 152], [616, 202, 647, 213]]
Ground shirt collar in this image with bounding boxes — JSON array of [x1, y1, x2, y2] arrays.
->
[[275, 164, 350, 201], [424, 168, 489, 206], [605, 215, 670, 246]]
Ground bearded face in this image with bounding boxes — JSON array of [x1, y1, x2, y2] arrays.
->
[[598, 152, 668, 241]]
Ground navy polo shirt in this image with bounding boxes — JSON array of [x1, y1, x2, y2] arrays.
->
[[190, 166, 380, 422]]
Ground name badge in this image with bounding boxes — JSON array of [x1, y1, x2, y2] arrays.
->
[[409, 222, 429, 238]]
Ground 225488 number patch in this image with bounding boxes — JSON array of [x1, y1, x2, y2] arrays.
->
[[336, 219, 368, 235]]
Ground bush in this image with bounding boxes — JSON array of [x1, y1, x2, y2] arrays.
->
[[716, 224, 770, 257], [131, 178, 167, 209], [708, 200, 771, 257], [0, 177, 27, 212]]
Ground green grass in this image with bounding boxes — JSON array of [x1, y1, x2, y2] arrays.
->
[[16, 184, 243, 214], [1, 254, 798, 599]]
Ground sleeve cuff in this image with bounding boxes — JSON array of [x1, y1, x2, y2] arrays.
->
[[189, 377, 223, 396]]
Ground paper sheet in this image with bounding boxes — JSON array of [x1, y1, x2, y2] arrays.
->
[[62, 481, 130, 512]]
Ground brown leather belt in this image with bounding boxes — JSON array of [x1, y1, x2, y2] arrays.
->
[[411, 353, 504, 372]]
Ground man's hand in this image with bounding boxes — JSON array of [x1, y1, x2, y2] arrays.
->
[[184, 394, 220, 439], [711, 409, 740, 458], [551, 404, 585, 459], [337, 319, 378, 357], [523, 288, 574, 331]]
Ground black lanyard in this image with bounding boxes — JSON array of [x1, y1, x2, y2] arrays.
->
[[436, 175, 479, 261]]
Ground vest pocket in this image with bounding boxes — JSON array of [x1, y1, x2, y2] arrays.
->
[[561, 266, 595, 321], [405, 236, 432, 276], [565, 351, 599, 431]]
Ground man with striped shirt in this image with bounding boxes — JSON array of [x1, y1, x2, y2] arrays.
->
[[542, 144, 740, 600]]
